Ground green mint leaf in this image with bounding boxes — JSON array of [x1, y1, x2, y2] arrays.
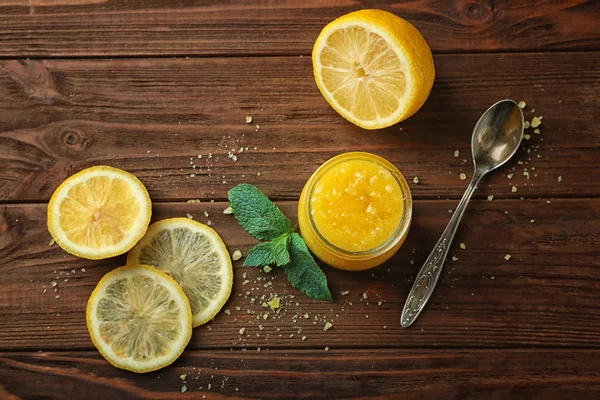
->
[[228, 184, 292, 241], [283, 233, 332, 301], [244, 233, 291, 267]]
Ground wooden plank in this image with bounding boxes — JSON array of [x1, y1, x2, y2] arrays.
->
[[1, 349, 599, 399], [0, 52, 598, 202], [0, 0, 598, 57], [1, 199, 598, 351]]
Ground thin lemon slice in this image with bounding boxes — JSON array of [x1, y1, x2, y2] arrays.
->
[[86, 264, 192, 373], [127, 218, 233, 327], [47, 166, 152, 260], [313, 9, 435, 130]]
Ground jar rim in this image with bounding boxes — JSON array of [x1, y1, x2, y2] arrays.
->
[[305, 152, 412, 259]]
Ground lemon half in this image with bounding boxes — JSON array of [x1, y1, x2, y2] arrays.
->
[[313, 9, 435, 129], [86, 264, 192, 373], [47, 166, 152, 260], [127, 218, 233, 327]]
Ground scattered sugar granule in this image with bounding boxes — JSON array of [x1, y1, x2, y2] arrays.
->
[[460, 243, 466, 250], [534, 128, 541, 134], [239, 327, 246, 335], [487, 195, 494, 201], [187, 199, 201, 203], [413, 176, 419, 184], [49, 239, 55, 246], [518, 101, 526, 109], [452, 255, 459, 262], [263, 266, 272, 273], [245, 116, 253, 124], [340, 290, 349, 296], [504, 254, 512, 261], [511, 186, 518, 193], [524, 121, 531, 129], [524, 134, 531, 140], [181, 385, 187, 393], [530, 219, 535, 223], [454, 150, 459, 158], [224, 309, 231, 315], [223, 206, 233, 214], [268, 297, 280, 309], [186, 213, 194, 219], [180, 374, 187, 381], [50, 281, 57, 287], [301, 336, 307, 341], [459, 173, 467, 180], [531, 116, 542, 128], [204, 211, 209, 217], [232, 250, 243, 261], [362, 292, 368, 300], [558, 176, 562, 183], [324, 322, 333, 331], [207, 220, 212, 226], [81, 268, 86, 272], [325, 347, 329, 351]]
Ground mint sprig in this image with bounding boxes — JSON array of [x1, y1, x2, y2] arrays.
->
[[228, 184, 332, 301]]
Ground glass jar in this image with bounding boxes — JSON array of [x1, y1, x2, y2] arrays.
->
[[298, 152, 412, 271]]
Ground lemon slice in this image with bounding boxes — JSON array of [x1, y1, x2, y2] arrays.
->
[[127, 218, 233, 327], [47, 166, 152, 260], [86, 264, 192, 373], [312, 9, 435, 130]]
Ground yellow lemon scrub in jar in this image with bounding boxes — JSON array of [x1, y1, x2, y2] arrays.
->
[[298, 152, 412, 271]]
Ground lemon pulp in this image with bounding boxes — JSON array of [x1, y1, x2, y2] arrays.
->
[[59, 175, 142, 248], [319, 25, 406, 123]]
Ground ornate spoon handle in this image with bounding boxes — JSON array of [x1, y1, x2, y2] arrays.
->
[[401, 170, 483, 327]]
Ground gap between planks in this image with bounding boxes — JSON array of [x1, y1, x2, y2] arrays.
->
[[1, 49, 599, 62]]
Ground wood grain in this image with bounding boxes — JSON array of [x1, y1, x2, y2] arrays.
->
[[1, 349, 600, 399], [1, 199, 598, 351], [0, 0, 598, 57], [1, 52, 598, 202]]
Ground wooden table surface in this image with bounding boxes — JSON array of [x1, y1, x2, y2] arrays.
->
[[1, 1, 599, 399]]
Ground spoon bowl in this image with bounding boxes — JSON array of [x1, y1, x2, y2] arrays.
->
[[472, 100, 524, 173], [401, 99, 524, 328]]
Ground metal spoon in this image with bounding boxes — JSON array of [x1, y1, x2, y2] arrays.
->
[[401, 99, 524, 328]]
